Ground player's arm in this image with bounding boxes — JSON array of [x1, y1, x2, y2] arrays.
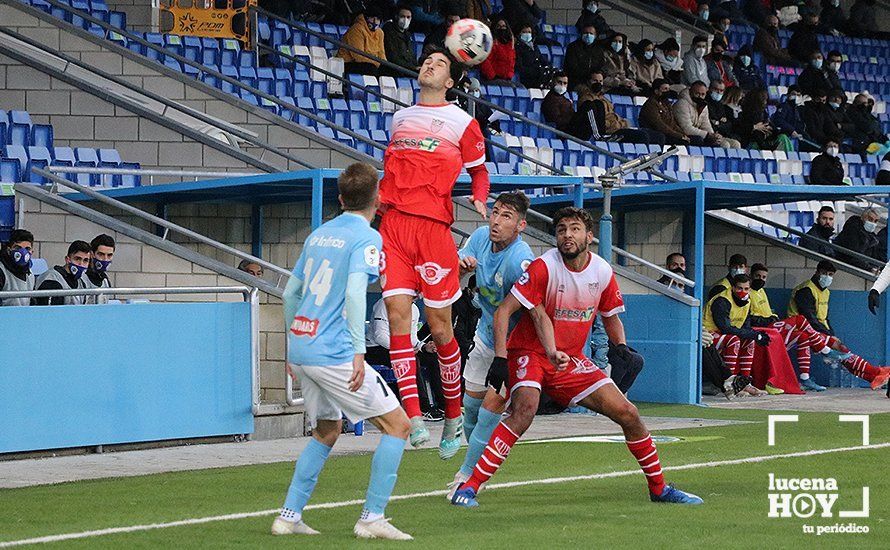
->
[[527, 303, 570, 369], [282, 274, 304, 331], [344, 271, 370, 392], [492, 292, 524, 359], [868, 261, 890, 314], [458, 230, 479, 276], [601, 314, 627, 346], [459, 119, 490, 219]]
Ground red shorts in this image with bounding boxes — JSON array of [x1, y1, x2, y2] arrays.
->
[[507, 350, 614, 408], [379, 208, 461, 308]]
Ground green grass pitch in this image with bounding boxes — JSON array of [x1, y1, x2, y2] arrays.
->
[[1, 405, 886, 548]]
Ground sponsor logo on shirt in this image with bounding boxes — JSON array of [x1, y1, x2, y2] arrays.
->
[[290, 316, 319, 337], [415, 262, 451, 285], [308, 235, 346, 248], [391, 136, 441, 152], [431, 118, 445, 133], [554, 306, 597, 322]]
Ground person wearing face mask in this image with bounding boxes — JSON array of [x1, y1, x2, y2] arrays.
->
[[801, 205, 838, 258], [590, 31, 639, 95], [674, 81, 739, 148], [790, 261, 890, 391], [797, 52, 831, 97], [575, 0, 611, 35], [640, 79, 694, 144], [337, 7, 388, 76], [826, 90, 856, 140], [833, 207, 881, 269], [513, 22, 555, 88], [478, 16, 516, 84], [83, 234, 114, 304], [682, 36, 710, 87], [819, 0, 848, 36], [654, 38, 683, 86], [808, 140, 846, 185], [704, 42, 737, 89], [771, 85, 808, 141], [711, 16, 731, 51], [732, 44, 763, 91], [754, 14, 796, 67], [709, 254, 748, 300], [802, 89, 844, 149], [696, 2, 710, 23], [824, 51, 844, 92], [847, 93, 888, 153], [542, 72, 577, 134], [737, 88, 793, 150], [0, 229, 35, 307], [576, 71, 665, 145], [33, 240, 90, 306], [564, 24, 600, 90], [703, 274, 772, 381], [705, 80, 735, 139], [382, 4, 418, 73], [788, 10, 822, 64], [629, 39, 663, 95]]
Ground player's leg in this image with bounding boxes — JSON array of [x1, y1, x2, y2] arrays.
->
[[577, 382, 703, 505], [461, 335, 490, 442], [713, 333, 740, 374], [450, 387, 507, 499], [737, 338, 755, 378], [778, 316, 844, 390], [383, 293, 428, 447], [841, 354, 890, 389]]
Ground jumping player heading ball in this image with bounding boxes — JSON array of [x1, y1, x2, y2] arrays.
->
[[378, 46, 490, 458]]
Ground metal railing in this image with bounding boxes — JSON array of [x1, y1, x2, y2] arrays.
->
[[47, 166, 264, 186], [0, 285, 261, 414]]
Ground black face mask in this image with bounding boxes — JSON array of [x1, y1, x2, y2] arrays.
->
[[751, 279, 765, 291], [495, 29, 511, 42], [693, 96, 708, 107], [816, 224, 834, 237], [589, 82, 603, 93]]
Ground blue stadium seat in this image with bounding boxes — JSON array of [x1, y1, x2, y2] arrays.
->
[[108, 10, 126, 29], [118, 162, 141, 187], [0, 158, 20, 183], [182, 36, 202, 64], [27, 146, 53, 183], [74, 147, 100, 186], [0, 110, 8, 144], [9, 111, 32, 147], [3, 145, 28, 181]]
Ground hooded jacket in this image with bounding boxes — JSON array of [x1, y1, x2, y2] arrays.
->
[[338, 14, 387, 67], [673, 88, 713, 139]]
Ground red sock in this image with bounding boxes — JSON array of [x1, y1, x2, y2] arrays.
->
[[437, 338, 463, 420], [626, 434, 666, 496], [843, 355, 881, 382], [465, 422, 519, 492], [389, 333, 421, 418]]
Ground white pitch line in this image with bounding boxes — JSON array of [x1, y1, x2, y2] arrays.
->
[[1, 442, 887, 547]]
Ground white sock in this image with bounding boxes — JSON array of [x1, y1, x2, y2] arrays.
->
[[819, 346, 831, 354], [360, 509, 384, 522], [800, 373, 810, 380], [280, 508, 301, 523]]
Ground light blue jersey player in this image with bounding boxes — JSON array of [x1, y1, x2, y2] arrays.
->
[[448, 191, 535, 498], [273, 164, 413, 541]]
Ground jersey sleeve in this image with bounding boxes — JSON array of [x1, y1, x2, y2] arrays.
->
[[506, 244, 536, 288], [598, 273, 626, 317], [458, 227, 482, 260], [510, 257, 549, 310], [348, 232, 383, 282], [459, 118, 486, 169]]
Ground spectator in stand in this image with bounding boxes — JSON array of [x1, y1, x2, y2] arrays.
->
[[807, 140, 845, 185], [564, 23, 599, 91], [827, 90, 856, 142], [771, 85, 807, 140], [33, 240, 90, 306], [696, 2, 711, 23], [655, 38, 684, 86], [705, 40, 737, 89], [575, 0, 611, 35], [797, 51, 831, 96], [711, 15, 732, 51], [640, 79, 693, 144], [848, 0, 881, 38], [834, 208, 881, 268], [0, 229, 35, 307], [722, 85, 745, 121], [754, 14, 796, 67], [706, 80, 736, 139], [422, 5, 462, 53], [742, 0, 772, 27], [656, 252, 687, 287], [711, 0, 744, 21], [630, 39, 663, 95], [591, 31, 640, 95], [542, 72, 576, 133], [733, 45, 763, 91], [465, 0, 492, 21], [338, 7, 387, 75], [674, 81, 741, 148], [479, 17, 516, 84], [575, 72, 666, 145], [801, 205, 837, 257], [877, 150, 890, 185], [819, 0, 848, 36], [383, 4, 418, 74], [788, 10, 821, 64], [408, 0, 443, 34], [84, 234, 114, 304], [825, 50, 844, 93], [802, 88, 844, 147], [848, 94, 889, 153], [456, 77, 495, 134], [501, 0, 545, 30], [238, 259, 264, 277], [682, 35, 710, 87], [514, 22, 555, 88], [736, 88, 792, 150]]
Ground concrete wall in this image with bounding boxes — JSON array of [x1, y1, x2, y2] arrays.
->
[[538, 0, 682, 45], [105, 0, 156, 32]]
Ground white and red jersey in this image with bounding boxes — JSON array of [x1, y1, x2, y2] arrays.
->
[[380, 103, 487, 225], [509, 248, 625, 357]]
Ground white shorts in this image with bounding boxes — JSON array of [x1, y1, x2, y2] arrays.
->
[[464, 335, 505, 396], [292, 361, 401, 429]]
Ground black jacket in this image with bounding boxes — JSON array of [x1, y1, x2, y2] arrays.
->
[[514, 39, 549, 88], [794, 279, 833, 335], [501, 0, 544, 29], [382, 21, 417, 70], [847, 104, 887, 151], [788, 23, 821, 64], [833, 215, 880, 269], [797, 66, 832, 97], [707, 97, 735, 137], [575, 9, 611, 35], [800, 223, 836, 258], [802, 101, 843, 146], [709, 296, 760, 340], [808, 153, 845, 185], [819, 2, 848, 34], [564, 38, 598, 90]]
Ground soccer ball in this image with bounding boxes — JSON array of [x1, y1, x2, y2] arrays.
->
[[445, 18, 493, 66]]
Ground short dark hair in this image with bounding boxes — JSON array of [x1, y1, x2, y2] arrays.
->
[[553, 206, 594, 232], [651, 78, 668, 92], [818, 205, 835, 214], [728, 253, 748, 267], [693, 35, 708, 45], [338, 162, 379, 211], [828, 50, 843, 59], [67, 240, 91, 257], [419, 45, 465, 83], [817, 260, 837, 273], [666, 252, 684, 265], [690, 80, 708, 91], [494, 191, 530, 218], [90, 234, 115, 252], [731, 273, 751, 286], [750, 263, 768, 275], [395, 2, 412, 13], [8, 229, 33, 246]]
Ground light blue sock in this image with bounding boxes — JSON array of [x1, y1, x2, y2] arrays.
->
[[364, 434, 407, 515], [283, 438, 332, 514], [462, 393, 483, 442], [459, 407, 501, 476]]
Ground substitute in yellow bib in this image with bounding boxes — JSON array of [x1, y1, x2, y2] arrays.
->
[[703, 274, 770, 377], [707, 253, 748, 301]]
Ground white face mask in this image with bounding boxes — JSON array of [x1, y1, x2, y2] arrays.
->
[[695, 47, 706, 59], [398, 16, 411, 31], [826, 146, 839, 157], [644, 50, 654, 60], [554, 84, 567, 95], [863, 220, 878, 233], [819, 274, 833, 288], [586, 3, 598, 13], [829, 62, 841, 72]]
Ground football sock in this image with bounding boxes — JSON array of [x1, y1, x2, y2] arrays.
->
[[283, 438, 331, 517], [460, 407, 502, 477], [437, 338, 463, 420], [462, 393, 483, 442], [626, 434, 667, 496], [364, 434, 406, 515], [843, 355, 881, 381], [390, 333, 421, 418], [465, 422, 519, 492]]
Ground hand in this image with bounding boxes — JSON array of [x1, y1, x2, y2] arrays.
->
[[470, 197, 488, 219], [613, 343, 633, 364], [868, 289, 880, 315], [547, 349, 571, 370], [348, 354, 365, 392], [286, 363, 298, 382], [754, 331, 771, 347], [422, 341, 437, 353], [792, 131, 801, 139], [459, 256, 478, 274], [486, 356, 509, 392]]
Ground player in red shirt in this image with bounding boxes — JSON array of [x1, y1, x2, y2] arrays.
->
[[379, 46, 490, 458], [451, 207, 703, 507]]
